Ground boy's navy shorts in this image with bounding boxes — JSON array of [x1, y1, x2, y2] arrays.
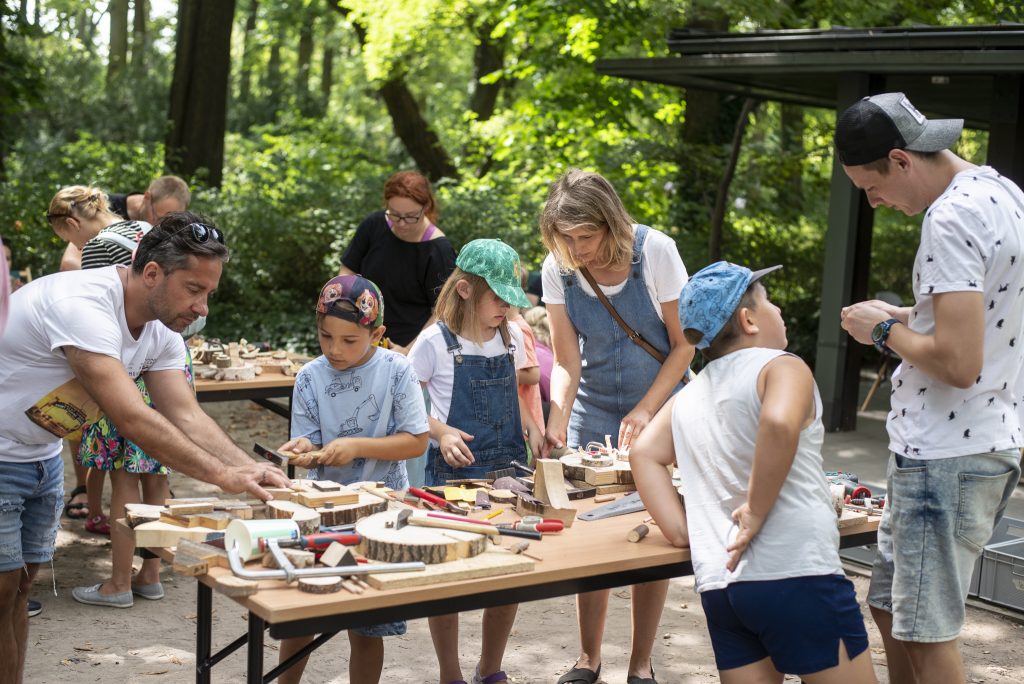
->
[[700, 574, 869, 675]]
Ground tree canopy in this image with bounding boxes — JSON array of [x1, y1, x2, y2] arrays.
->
[[1, 0, 1019, 358]]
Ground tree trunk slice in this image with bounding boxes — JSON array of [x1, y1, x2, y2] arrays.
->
[[356, 511, 489, 564], [314, 492, 388, 527], [560, 453, 634, 485], [267, 500, 321, 537], [297, 576, 343, 594]]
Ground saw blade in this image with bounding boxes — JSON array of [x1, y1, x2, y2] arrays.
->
[[577, 491, 645, 521]]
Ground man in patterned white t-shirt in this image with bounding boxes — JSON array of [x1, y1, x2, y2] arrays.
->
[[837, 92, 1023, 684]]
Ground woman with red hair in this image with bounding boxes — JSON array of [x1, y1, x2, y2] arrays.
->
[[340, 171, 457, 352]]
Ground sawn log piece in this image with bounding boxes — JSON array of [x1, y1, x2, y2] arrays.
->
[[356, 510, 488, 564]]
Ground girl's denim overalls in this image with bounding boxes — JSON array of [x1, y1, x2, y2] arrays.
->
[[424, 321, 526, 485]]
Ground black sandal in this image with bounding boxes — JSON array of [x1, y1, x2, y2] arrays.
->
[[625, 662, 657, 684], [64, 485, 89, 519], [557, 663, 601, 684]]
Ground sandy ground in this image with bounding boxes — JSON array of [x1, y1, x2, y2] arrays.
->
[[24, 400, 1024, 683]]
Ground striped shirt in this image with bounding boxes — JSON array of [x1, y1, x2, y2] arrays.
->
[[80, 220, 151, 270]]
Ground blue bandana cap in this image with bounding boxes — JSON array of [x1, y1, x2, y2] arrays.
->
[[679, 261, 782, 349]]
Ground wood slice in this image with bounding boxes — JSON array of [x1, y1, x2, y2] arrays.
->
[[515, 494, 576, 528], [298, 577, 343, 594], [267, 500, 321, 536], [356, 511, 489, 564], [560, 453, 634, 485], [488, 489, 518, 504], [315, 492, 388, 527]]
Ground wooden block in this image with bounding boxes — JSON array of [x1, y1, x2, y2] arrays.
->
[[164, 497, 218, 506], [627, 524, 650, 543], [268, 500, 321, 536], [133, 521, 219, 548], [168, 502, 215, 516], [175, 540, 229, 569], [310, 480, 343, 492], [261, 548, 315, 569], [570, 480, 636, 495], [533, 459, 573, 510], [263, 488, 296, 502], [214, 576, 259, 598], [364, 549, 534, 590], [159, 511, 194, 528], [838, 508, 869, 529], [172, 552, 208, 576], [320, 542, 357, 568], [515, 494, 576, 528], [125, 503, 164, 528], [296, 489, 359, 508], [195, 511, 233, 530], [560, 453, 634, 486], [298, 576, 342, 594]]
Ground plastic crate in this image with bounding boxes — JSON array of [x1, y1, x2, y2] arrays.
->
[[969, 516, 1024, 597], [977, 538, 1024, 612]]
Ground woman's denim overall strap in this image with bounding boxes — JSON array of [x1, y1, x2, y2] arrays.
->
[[560, 224, 677, 448], [425, 321, 526, 485]]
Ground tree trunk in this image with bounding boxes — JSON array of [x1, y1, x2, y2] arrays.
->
[[468, 20, 504, 122], [33, 0, 40, 26], [165, 0, 236, 188], [131, 0, 148, 72], [296, 11, 314, 116], [18, 0, 27, 24], [320, 10, 335, 103], [107, 0, 129, 85], [708, 98, 758, 262], [238, 0, 258, 107]]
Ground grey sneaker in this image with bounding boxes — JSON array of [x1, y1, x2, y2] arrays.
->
[[72, 583, 133, 608], [131, 582, 165, 600], [27, 599, 42, 617]]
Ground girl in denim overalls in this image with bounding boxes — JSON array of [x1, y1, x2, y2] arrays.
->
[[539, 170, 694, 684], [409, 239, 543, 684]]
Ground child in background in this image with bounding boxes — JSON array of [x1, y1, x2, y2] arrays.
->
[[523, 306, 553, 410], [409, 239, 543, 684], [277, 274, 429, 684], [630, 262, 877, 683]]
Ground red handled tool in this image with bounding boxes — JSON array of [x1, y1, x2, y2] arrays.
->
[[408, 486, 469, 515], [259, 532, 361, 553]]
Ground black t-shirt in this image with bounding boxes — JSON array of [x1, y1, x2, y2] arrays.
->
[[106, 192, 142, 221], [341, 210, 457, 346]]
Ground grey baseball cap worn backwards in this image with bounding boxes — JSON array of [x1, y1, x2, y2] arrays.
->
[[834, 92, 963, 166], [679, 261, 782, 350]]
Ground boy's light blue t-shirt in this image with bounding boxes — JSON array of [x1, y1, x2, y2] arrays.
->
[[290, 348, 428, 489]]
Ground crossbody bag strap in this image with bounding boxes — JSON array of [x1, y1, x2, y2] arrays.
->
[[578, 266, 667, 364]]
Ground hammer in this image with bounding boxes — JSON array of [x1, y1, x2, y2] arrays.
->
[[392, 508, 498, 537]]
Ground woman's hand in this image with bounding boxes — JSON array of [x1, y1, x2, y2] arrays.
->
[[725, 502, 766, 572], [542, 425, 567, 458], [618, 405, 654, 450], [438, 427, 475, 467]]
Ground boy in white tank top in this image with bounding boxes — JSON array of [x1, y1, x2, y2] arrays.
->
[[631, 261, 877, 683]]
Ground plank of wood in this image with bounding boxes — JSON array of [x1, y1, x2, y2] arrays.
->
[[172, 552, 208, 576], [214, 576, 259, 598], [533, 459, 573, 509], [838, 508, 869, 529], [174, 540, 229, 569], [168, 502, 215, 516], [133, 520, 219, 548], [164, 497, 218, 506], [310, 480, 342, 492], [364, 549, 534, 590], [295, 489, 360, 508], [125, 503, 164, 528], [159, 511, 195, 528], [560, 453, 634, 486]]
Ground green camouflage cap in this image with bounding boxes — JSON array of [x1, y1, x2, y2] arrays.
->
[[456, 239, 531, 309]]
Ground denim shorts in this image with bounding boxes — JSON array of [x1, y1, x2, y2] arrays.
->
[[351, 620, 406, 638], [867, 449, 1021, 642], [0, 456, 64, 572], [700, 574, 869, 674]]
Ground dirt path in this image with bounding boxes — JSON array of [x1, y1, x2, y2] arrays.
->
[[26, 401, 1024, 683]]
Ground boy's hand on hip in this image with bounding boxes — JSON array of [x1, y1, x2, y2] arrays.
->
[[725, 502, 766, 572], [439, 429, 474, 467]]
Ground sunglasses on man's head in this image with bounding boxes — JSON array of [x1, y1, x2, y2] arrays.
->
[[157, 222, 225, 244]]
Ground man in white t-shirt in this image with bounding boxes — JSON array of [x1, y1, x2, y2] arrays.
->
[[0, 212, 290, 683], [837, 92, 1023, 684]]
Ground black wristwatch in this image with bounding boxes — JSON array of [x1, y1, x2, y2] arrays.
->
[[871, 318, 901, 353]]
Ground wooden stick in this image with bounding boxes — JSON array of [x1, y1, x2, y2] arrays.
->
[[626, 524, 650, 543], [593, 494, 616, 503]]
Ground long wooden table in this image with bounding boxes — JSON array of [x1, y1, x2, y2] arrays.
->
[[130, 500, 879, 684], [194, 375, 296, 420]]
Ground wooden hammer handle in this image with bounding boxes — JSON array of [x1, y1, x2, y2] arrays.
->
[[408, 516, 499, 537]]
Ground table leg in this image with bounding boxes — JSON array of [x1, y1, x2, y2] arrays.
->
[[196, 582, 212, 684], [247, 611, 266, 684]]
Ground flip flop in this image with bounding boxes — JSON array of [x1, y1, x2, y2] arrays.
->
[[64, 485, 89, 519], [557, 663, 601, 684]]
